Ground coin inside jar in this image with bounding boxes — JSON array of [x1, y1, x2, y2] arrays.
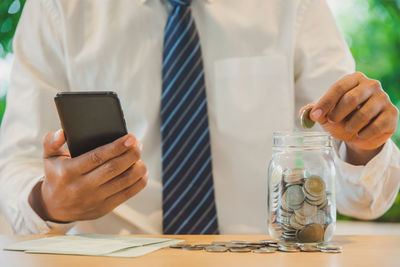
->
[[296, 223, 325, 243], [283, 185, 305, 210], [268, 132, 337, 246], [294, 202, 317, 218], [304, 176, 326, 196]]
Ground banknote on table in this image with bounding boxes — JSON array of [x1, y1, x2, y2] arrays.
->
[[4, 234, 183, 257]]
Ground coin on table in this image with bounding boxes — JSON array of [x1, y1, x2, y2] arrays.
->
[[246, 241, 266, 246], [296, 223, 325, 243], [229, 247, 252, 253], [320, 248, 343, 253], [317, 244, 343, 251], [193, 244, 212, 249], [211, 241, 231, 246], [297, 242, 322, 247], [304, 176, 326, 196], [246, 245, 263, 250], [231, 240, 249, 244], [225, 244, 248, 249], [182, 246, 204, 251], [170, 244, 192, 249], [253, 247, 277, 253], [300, 107, 315, 129], [300, 245, 320, 252], [278, 245, 300, 252], [260, 239, 278, 245], [206, 246, 228, 252]]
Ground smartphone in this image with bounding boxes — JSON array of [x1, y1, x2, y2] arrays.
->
[[54, 91, 128, 158]]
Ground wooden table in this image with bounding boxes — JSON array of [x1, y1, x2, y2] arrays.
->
[[1, 235, 399, 267]]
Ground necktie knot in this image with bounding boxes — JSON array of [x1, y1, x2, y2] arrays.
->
[[168, 0, 191, 7]]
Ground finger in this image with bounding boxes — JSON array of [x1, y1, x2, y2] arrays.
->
[[102, 175, 148, 213], [298, 103, 315, 118], [87, 148, 142, 186], [327, 83, 374, 123], [343, 93, 387, 135], [43, 129, 69, 158], [70, 134, 138, 174], [358, 110, 397, 140], [98, 160, 147, 197], [311, 72, 363, 123]]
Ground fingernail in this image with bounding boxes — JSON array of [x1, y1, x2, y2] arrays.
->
[[124, 136, 135, 147], [311, 109, 323, 120], [54, 129, 63, 141], [137, 141, 143, 152]]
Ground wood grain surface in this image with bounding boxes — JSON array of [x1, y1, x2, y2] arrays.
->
[[1, 235, 399, 267]]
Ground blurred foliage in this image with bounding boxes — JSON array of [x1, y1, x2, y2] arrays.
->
[[0, 0, 25, 57], [0, 0, 25, 123], [333, 0, 400, 222], [0, 98, 5, 123], [0, 0, 399, 221]]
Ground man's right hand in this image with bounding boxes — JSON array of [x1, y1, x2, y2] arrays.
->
[[29, 129, 148, 223]]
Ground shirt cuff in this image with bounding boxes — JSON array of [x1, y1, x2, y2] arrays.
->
[[333, 139, 393, 186], [18, 175, 75, 234]]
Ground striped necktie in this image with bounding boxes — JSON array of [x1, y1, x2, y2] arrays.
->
[[161, 0, 219, 234]]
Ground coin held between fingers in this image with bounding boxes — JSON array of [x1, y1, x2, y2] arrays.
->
[[300, 108, 316, 129]]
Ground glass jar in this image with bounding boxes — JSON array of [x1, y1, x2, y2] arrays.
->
[[267, 132, 336, 243]]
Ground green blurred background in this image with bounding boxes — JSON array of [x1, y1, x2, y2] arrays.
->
[[0, 0, 399, 221]]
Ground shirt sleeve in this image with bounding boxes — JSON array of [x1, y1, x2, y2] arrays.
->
[[294, 0, 400, 219], [0, 0, 74, 234], [334, 139, 400, 219]]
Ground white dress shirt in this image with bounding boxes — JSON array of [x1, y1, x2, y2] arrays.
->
[[0, 0, 399, 235]]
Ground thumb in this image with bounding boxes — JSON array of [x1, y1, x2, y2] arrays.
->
[[43, 129, 69, 158]]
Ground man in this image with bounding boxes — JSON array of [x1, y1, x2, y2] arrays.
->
[[0, 0, 399, 235]]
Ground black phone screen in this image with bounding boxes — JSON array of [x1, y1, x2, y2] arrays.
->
[[54, 91, 128, 157]]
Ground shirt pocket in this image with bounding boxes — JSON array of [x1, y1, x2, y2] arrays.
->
[[212, 55, 292, 141]]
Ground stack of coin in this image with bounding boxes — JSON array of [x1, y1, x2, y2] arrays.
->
[[170, 240, 342, 254], [317, 244, 343, 253], [269, 168, 333, 243]]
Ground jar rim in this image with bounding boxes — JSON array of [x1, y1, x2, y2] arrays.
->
[[272, 131, 332, 149], [273, 131, 331, 137]]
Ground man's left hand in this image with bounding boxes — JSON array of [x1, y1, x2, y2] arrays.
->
[[301, 72, 399, 164]]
